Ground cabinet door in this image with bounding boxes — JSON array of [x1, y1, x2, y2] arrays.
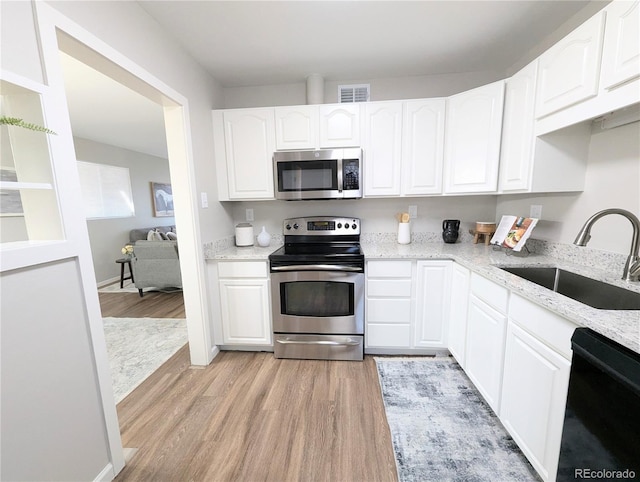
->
[[363, 101, 403, 196], [501, 322, 571, 482], [319, 104, 360, 148], [274, 105, 319, 150], [499, 60, 538, 193], [219, 278, 271, 345], [414, 260, 451, 348], [536, 12, 605, 118], [443, 80, 505, 194], [223, 108, 275, 199], [448, 263, 470, 367], [402, 99, 445, 195], [465, 294, 507, 413], [600, 0, 640, 90]]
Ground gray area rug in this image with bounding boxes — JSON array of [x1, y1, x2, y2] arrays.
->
[[375, 357, 540, 482], [103, 317, 187, 403]]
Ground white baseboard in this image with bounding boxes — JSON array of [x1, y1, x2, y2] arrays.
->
[[97, 275, 120, 288], [94, 463, 115, 482]]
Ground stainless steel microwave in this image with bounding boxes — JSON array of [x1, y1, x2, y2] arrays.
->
[[273, 148, 362, 200]]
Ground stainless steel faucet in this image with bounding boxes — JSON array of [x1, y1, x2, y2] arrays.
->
[[574, 208, 640, 282]]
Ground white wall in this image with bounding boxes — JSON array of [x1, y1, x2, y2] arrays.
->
[[496, 121, 640, 256], [229, 196, 498, 241], [223, 70, 504, 108], [1, 259, 111, 481], [48, 0, 232, 244], [74, 137, 175, 283]]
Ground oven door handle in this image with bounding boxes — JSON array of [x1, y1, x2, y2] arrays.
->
[[271, 264, 362, 272], [275, 338, 361, 346]]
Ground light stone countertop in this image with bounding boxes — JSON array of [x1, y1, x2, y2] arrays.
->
[[210, 244, 282, 260], [363, 241, 640, 354], [209, 239, 640, 354]]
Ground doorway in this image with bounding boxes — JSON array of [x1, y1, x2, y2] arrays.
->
[[58, 50, 189, 402]]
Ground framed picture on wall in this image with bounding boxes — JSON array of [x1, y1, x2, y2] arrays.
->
[[151, 181, 174, 217]]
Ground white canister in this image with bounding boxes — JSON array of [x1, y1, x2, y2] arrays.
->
[[397, 222, 411, 244], [235, 223, 254, 246]]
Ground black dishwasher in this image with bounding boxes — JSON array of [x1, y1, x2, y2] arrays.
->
[[557, 328, 640, 481]]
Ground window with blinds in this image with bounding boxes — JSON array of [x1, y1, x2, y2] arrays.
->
[[338, 84, 370, 103]]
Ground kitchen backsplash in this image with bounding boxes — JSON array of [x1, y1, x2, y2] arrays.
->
[[205, 232, 629, 277]]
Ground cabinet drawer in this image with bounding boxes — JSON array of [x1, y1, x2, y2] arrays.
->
[[367, 298, 411, 323], [368, 279, 412, 297], [367, 324, 411, 347], [509, 294, 577, 360], [367, 260, 412, 278], [470, 273, 508, 314], [217, 261, 268, 278]]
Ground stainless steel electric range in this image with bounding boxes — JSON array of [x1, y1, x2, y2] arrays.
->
[[269, 216, 364, 361]]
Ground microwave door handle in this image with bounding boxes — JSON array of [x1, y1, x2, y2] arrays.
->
[[337, 158, 343, 193], [271, 264, 362, 272]]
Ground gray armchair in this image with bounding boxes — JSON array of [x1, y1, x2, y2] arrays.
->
[[131, 241, 182, 297]]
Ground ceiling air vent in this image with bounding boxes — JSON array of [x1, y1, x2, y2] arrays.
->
[[338, 84, 370, 103]]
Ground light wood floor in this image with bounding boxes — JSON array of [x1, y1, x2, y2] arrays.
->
[[115, 348, 398, 482], [99, 290, 185, 318]]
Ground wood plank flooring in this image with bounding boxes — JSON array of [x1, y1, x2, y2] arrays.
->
[[115, 348, 398, 482], [99, 291, 185, 318]]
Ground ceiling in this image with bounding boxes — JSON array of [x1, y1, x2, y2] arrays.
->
[[61, 0, 600, 159]]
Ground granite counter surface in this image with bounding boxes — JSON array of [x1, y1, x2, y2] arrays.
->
[[208, 239, 639, 354], [363, 241, 640, 354], [209, 244, 281, 260]]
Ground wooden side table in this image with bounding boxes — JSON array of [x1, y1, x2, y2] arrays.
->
[[115, 258, 134, 288]]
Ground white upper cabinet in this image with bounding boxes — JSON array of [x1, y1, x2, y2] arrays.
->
[[401, 99, 446, 195], [500, 60, 591, 194], [499, 61, 538, 193], [363, 101, 403, 196], [219, 108, 275, 200], [535, 12, 606, 118], [600, 0, 640, 90], [444, 80, 505, 194], [274, 105, 319, 150], [319, 103, 361, 148]]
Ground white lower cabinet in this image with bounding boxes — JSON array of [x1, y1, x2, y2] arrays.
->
[[217, 261, 272, 346], [447, 263, 470, 367], [464, 274, 509, 413], [366, 259, 450, 351], [500, 294, 575, 482], [465, 295, 507, 413], [366, 260, 413, 348], [414, 260, 451, 348]]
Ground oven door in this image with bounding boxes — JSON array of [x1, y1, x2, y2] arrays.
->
[[271, 269, 364, 335]]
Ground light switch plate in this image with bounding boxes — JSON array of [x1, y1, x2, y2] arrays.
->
[[200, 192, 208, 208], [246, 208, 254, 222]]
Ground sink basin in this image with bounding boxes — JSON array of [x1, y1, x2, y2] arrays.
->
[[500, 267, 640, 310]]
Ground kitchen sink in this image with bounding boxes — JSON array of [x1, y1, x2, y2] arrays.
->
[[500, 267, 640, 310]]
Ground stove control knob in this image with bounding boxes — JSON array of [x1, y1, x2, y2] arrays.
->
[[344, 224, 350, 229], [352, 223, 357, 229], [337, 223, 342, 228], [293, 223, 299, 230], [285, 224, 292, 230]]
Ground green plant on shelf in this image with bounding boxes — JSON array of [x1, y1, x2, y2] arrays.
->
[[0, 116, 57, 135]]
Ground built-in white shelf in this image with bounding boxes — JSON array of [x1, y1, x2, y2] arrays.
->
[[0, 181, 53, 190]]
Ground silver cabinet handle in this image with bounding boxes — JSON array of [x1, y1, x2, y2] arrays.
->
[[276, 338, 361, 346], [271, 264, 362, 272]]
